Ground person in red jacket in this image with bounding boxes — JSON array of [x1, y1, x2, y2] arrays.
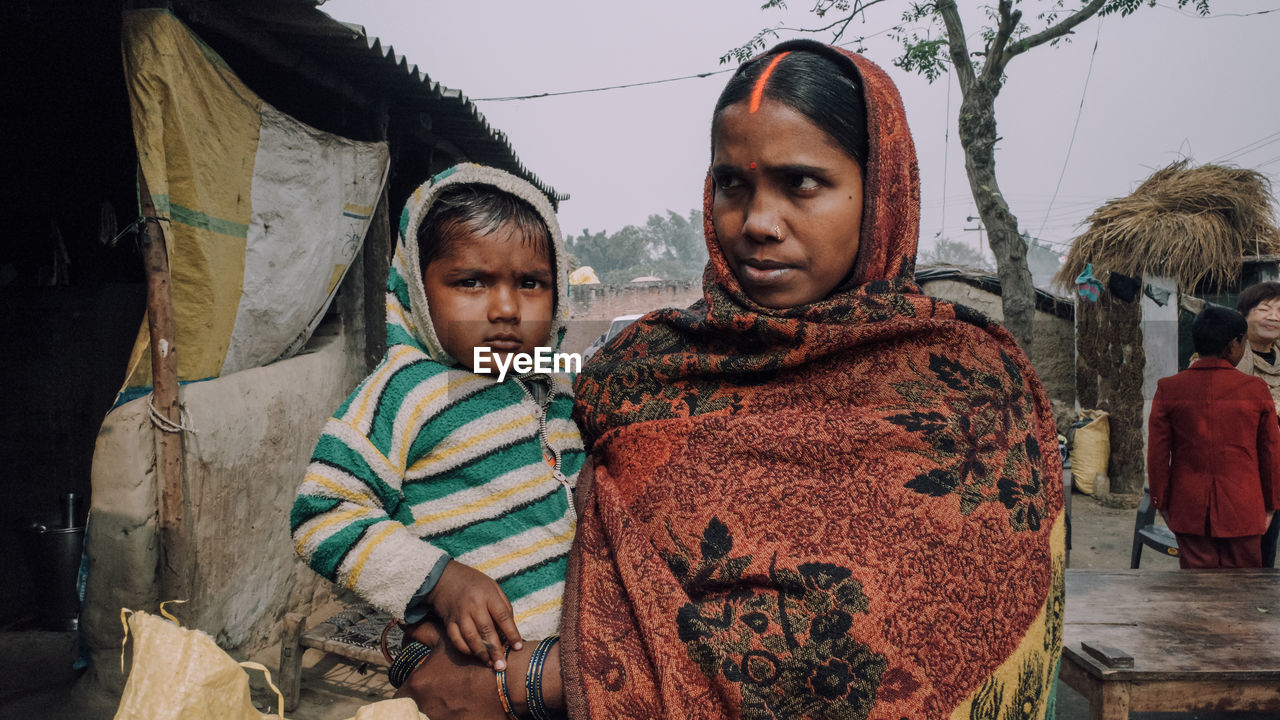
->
[[1148, 305, 1280, 568]]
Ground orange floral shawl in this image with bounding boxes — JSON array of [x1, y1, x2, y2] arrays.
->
[[565, 42, 1064, 720]]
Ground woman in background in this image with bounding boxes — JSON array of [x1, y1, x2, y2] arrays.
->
[[1236, 281, 1280, 566]]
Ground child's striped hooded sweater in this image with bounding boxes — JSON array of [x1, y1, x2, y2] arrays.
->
[[292, 164, 585, 638]]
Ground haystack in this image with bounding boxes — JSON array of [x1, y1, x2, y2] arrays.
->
[[1059, 160, 1279, 498], [1057, 160, 1280, 291]]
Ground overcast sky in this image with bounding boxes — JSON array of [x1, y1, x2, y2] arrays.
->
[[320, 1, 1280, 265]]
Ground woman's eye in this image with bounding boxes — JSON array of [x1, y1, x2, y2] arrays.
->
[[789, 175, 820, 191], [714, 174, 743, 190], [456, 278, 481, 288], [521, 278, 545, 290]]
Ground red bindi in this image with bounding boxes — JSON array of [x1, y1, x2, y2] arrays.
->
[[749, 162, 757, 170]]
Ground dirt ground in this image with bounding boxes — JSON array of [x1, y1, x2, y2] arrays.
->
[[0, 491, 1272, 720]]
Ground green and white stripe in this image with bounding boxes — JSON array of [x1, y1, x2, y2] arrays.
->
[[292, 164, 583, 638]]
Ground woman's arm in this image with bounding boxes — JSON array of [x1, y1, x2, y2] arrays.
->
[[396, 635, 564, 718]]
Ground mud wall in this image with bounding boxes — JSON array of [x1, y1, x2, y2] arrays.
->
[[1074, 288, 1146, 495], [564, 281, 703, 355], [82, 320, 364, 694]]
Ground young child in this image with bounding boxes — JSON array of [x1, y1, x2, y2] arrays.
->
[[291, 164, 585, 674], [1148, 305, 1280, 568]]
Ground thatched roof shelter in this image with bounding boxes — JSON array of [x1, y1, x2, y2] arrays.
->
[[1056, 161, 1280, 291]]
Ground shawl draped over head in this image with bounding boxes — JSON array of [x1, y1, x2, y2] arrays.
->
[[565, 41, 1064, 720]]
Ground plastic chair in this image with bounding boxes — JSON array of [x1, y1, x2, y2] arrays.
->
[[1130, 487, 1179, 568]]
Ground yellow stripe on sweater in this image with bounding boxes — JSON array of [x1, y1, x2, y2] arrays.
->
[[411, 471, 550, 528], [295, 507, 374, 554], [473, 525, 576, 574], [408, 414, 536, 474], [303, 472, 373, 506], [395, 373, 491, 468], [350, 345, 416, 428], [386, 301, 413, 337], [515, 597, 562, 625], [344, 523, 401, 590], [547, 429, 579, 445]]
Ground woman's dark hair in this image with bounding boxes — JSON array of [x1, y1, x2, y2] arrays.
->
[[1192, 305, 1247, 357], [1236, 281, 1280, 316], [712, 41, 868, 167], [417, 183, 551, 268]]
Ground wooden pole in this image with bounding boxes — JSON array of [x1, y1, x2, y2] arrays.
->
[[137, 166, 188, 602], [279, 613, 306, 712], [362, 100, 392, 372]]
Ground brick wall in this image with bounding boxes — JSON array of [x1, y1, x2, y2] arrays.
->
[[562, 281, 702, 355]]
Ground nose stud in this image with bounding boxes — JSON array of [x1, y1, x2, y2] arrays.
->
[[772, 225, 783, 239]]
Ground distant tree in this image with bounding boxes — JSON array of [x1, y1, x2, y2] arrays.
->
[[727, 0, 1213, 351], [920, 237, 991, 270], [564, 228, 614, 274], [566, 209, 707, 284]]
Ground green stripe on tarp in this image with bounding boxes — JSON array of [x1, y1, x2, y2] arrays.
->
[[150, 194, 249, 238]]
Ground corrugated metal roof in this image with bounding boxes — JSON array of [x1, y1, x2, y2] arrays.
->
[[215, 0, 566, 206]]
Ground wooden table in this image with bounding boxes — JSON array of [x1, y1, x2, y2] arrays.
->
[[1062, 569, 1280, 720]]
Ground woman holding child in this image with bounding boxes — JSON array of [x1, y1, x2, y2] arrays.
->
[[391, 40, 1064, 719]]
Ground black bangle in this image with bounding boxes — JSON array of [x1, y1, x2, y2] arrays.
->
[[525, 635, 561, 720], [387, 641, 432, 688]]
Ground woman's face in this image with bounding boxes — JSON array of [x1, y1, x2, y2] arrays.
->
[[1246, 298, 1280, 346], [711, 97, 864, 308]]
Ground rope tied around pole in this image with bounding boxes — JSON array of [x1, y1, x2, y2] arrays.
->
[[148, 396, 198, 435], [107, 215, 172, 248]]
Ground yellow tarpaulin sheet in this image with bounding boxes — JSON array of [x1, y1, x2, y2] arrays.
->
[[121, 9, 389, 389]]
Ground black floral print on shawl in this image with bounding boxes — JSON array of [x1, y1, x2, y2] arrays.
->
[[889, 348, 1049, 533], [664, 518, 887, 719]]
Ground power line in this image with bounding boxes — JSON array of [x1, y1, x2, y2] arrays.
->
[[1036, 17, 1103, 240], [473, 68, 736, 102], [940, 71, 952, 237], [473, 25, 899, 102], [1255, 152, 1280, 169], [1213, 130, 1280, 164]]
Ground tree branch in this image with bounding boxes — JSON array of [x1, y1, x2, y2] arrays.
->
[[981, 0, 1022, 79], [721, 0, 896, 64], [1005, 0, 1106, 60], [936, 0, 975, 91], [787, 0, 894, 39]]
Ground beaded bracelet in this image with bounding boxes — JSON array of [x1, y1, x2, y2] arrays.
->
[[495, 645, 520, 720], [387, 641, 432, 688], [524, 635, 561, 720]]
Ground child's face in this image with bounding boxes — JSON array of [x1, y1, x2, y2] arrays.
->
[[710, 97, 864, 308], [423, 219, 554, 371]]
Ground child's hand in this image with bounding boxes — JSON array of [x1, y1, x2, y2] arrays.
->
[[427, 560, 524, 670], [400, 618, 444, 648]]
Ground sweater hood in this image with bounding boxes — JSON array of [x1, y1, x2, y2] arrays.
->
[[386, 163, 570, 365]]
